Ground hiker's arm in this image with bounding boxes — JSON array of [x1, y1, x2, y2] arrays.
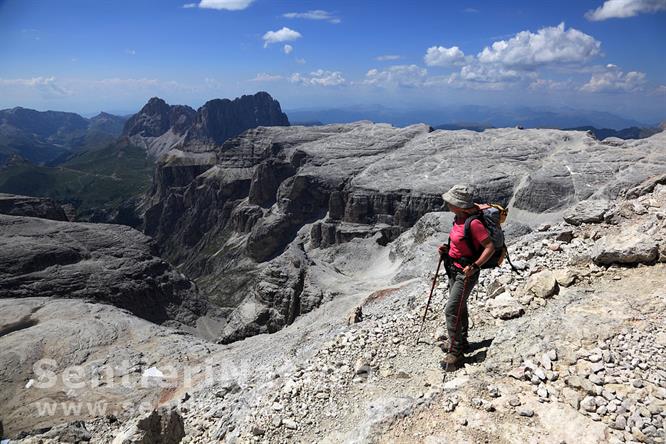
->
[[463, 238, 494, 277]]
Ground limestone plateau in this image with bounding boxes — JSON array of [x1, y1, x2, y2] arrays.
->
[[143, 123, 665, 343], [0, 118, 665, 442]]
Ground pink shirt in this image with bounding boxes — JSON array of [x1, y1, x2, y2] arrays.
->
[[448, 217, 490, 264]]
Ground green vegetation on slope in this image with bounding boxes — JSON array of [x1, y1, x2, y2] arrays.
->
[[0, 140, 153, 218]]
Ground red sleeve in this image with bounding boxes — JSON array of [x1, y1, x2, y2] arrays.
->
[[469, 219, 490, 245]]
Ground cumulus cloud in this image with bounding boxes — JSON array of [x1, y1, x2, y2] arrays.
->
[[188, 0, 255, 10], [456, 64, 529, 84], [283, 44, 293, 55], [364, 65, 428, 88], [290, 69, 346, 86], [477, 23, 601, 69], [263, 27, 302, 48], [585, 0, 666, 20], [580, 65, 646, 92], [424, 46, 466, 67], [283, 10, 340, 24], [250, 73, 284, 82], [375, 55, 401, 61]]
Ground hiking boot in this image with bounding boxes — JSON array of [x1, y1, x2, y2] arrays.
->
[[437, 338, 470, 353], [441, 352, 463, 367]]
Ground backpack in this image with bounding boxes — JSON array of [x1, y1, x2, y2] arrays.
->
[[457, 203, 519, 272]]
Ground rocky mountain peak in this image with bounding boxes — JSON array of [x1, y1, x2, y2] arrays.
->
[[122, 97, 197, 140], [186, 91, 289, 145]]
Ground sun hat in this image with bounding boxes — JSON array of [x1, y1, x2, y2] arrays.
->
[[441, 184, 474, 209]]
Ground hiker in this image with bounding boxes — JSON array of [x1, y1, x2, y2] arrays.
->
[[438, 184, 495, 366]]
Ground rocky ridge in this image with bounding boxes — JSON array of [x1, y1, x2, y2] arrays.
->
[[17, 168, 657, 444], [2, 173, 665, 443], [144, 123, 666, 343]]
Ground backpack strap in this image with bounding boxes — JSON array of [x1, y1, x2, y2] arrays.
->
[[462, 214, 483, 259]]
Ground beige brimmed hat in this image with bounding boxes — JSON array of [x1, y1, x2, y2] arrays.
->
[[442, 184, 474, 209]]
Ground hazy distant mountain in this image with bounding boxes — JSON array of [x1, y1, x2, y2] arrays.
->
[[434, 123, 494, 132], [0, 107, 128, 165], [563, 126, 663, 140], [286, 104, 647, 130]]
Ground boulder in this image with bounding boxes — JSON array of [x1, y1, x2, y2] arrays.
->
[[488, 292, 525, 320], [591, 231, 659, 265], [563, 200, 610, 226], [553, 269, 577, 287], [112, 406, 184, 444], [525, 270, 559, 298]]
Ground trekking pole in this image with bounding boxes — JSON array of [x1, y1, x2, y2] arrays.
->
[[415, 255, 444, 345], [445, 274, 471, 374]]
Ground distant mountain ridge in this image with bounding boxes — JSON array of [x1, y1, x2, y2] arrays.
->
[[0, 107, 128, 165], [286, 104, 652, 130], [562, 126, 663, 140]]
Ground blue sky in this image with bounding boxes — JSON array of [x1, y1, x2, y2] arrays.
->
[[0, 0, 664, 121]]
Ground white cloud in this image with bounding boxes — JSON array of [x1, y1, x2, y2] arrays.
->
[[364, 65, 428, 88], [424, 46, 466, 67], [456, 64, 530, 83], [295, 58, 306, 64], [125, 49, 136, 55], [290, 70, 346, 86], [283, 10, 341, 24], [193, 0, 254, 10], [463, 7, 479, 13], [375, 55, 401, 61], [250, 73, 284, 82], [528, 78, 574, 91], [655, 85, 666, 94], [182, 3, 197, 8], [263, 27, 302, 48], [477, 23, 601, 69], [580, 65, 646, 92], [0, 76, 72, 96], [283, 44, 293, 55], [585, 0, 666, 20]]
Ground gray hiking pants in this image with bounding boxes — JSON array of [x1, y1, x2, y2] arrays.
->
[[445, 270, 479, 355]]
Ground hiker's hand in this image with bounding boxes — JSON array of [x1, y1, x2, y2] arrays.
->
[[463, 265, 478, 278], [438, 244, 448, 256]]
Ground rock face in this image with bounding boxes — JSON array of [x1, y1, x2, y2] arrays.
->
[[112, 406, 185, 444], [0, 193, 68, 221], [143, 125, 666, 342], [186, 92, 290, 147], [123, 97, 196, 139], [124, 92, 289, 158], [0, 214, 207, 325], [0, 297, 215, 438]]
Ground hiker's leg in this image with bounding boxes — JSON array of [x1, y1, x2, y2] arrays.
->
[[460, 275, 478, 343], [445, 273, 466, 355]]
